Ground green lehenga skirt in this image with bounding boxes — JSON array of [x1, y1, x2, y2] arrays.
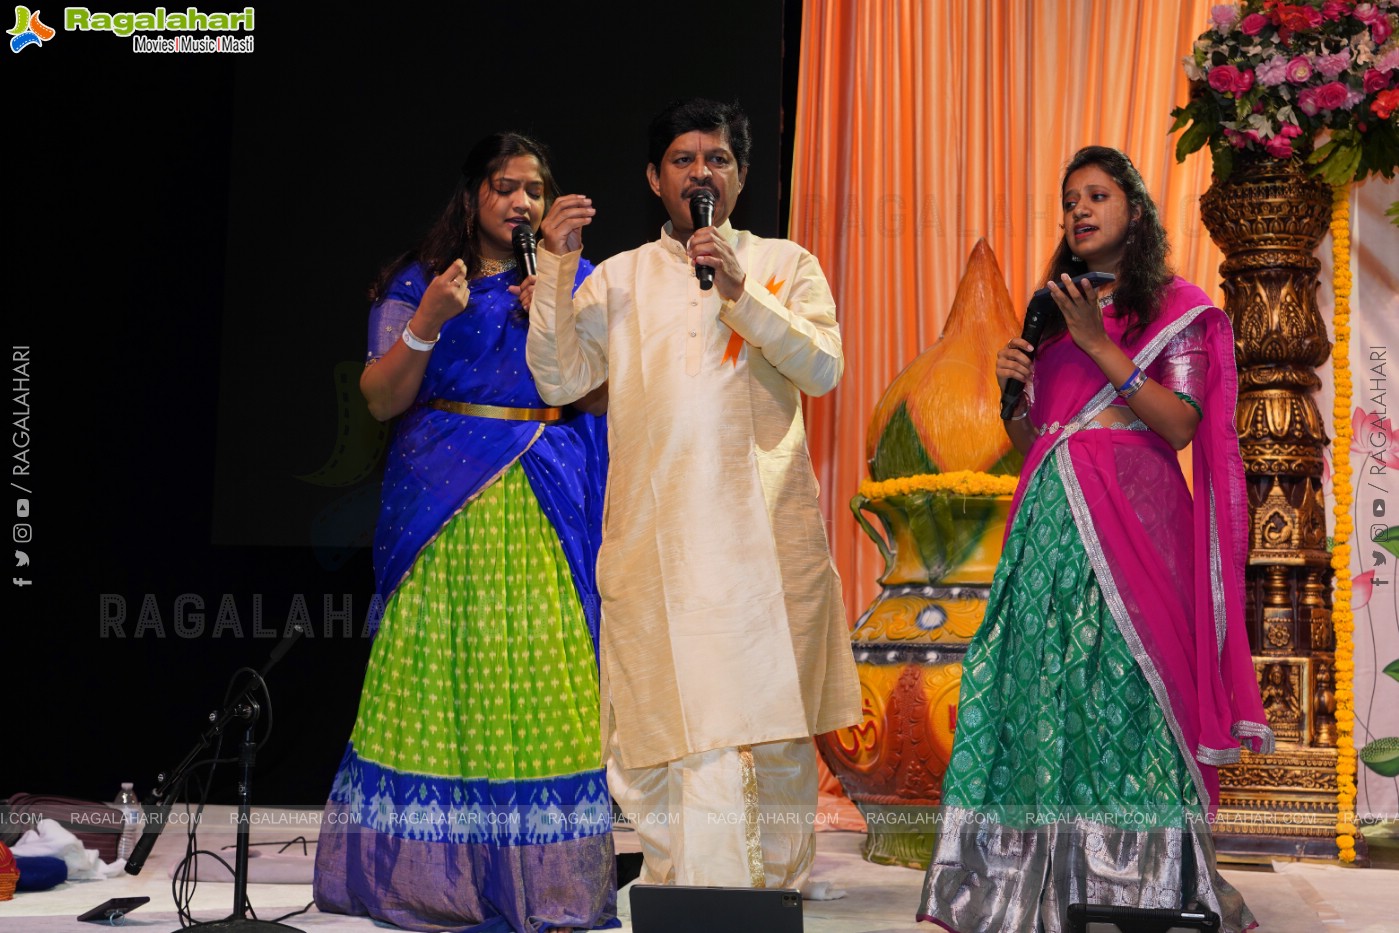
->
[[314, 464, 617, 933], [917, 462, 1253, 933]]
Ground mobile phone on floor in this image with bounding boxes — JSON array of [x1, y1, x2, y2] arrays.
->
[[77, 896, 151, 923]]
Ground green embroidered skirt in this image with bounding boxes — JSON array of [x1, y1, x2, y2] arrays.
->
[[314, 464, 617, 932], [918, 462, 1253, 932]]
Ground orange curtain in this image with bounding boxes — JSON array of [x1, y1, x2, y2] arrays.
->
[[792, 0, 1223, 624]]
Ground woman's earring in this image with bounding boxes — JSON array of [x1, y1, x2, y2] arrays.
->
[[1070, 252, 1084, 263]]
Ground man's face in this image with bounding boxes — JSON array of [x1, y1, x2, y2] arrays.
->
[[647, 129, 746, 238]]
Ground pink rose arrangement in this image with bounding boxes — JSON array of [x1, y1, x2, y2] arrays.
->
[[1172, 0, 1399, 186]]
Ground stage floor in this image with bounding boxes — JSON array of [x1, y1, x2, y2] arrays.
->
[[2, 805, 1395, 932]]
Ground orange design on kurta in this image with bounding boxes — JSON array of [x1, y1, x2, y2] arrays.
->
[[723, 276, 787, 366]]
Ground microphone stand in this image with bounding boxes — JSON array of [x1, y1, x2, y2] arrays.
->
[[119, 623, 307, 932]]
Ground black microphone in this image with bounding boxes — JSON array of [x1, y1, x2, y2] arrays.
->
[[689, 190, 716, 290], [512, 223, 537, 280], [999, 271, 1115, 420], [123, 798, 171, 875]]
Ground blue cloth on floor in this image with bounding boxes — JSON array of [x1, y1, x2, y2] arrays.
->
[[14, 855, 66, 890]]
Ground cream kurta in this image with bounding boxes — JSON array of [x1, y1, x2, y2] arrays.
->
[[528, 223, 861, 770]]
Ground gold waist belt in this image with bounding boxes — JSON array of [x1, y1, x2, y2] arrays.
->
[[429, 399, 563, 422]]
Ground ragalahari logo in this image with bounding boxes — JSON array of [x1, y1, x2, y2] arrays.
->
[[9, 6, 54, 52]]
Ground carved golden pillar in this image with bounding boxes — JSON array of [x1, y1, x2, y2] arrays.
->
[[1200, 158, 1345, 859]]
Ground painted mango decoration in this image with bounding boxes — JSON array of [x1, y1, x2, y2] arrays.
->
[[867, 238, 1024, 482], [853, 239, 1025, 587]]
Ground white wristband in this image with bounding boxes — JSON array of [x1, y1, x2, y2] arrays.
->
[[401, 323, 438, 352]]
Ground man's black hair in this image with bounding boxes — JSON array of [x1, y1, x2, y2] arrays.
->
[[647, 98, 752, 171]]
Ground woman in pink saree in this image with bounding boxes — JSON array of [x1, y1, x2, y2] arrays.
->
[[917, 147, 1273, 933]]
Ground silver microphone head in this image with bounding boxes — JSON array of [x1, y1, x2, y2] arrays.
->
[[511, 223, 537, 277]]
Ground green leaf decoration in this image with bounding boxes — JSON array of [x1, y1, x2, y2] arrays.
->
[[871, 403, 937, 482], [1316, 143, 1364, 186], [1209, 136, 1235, 181], [1359, 120, 1399, 183], [1383, 658, 1399, 685], [1308, 134, 1365, 185], [1359, 736, 1399, 778], [906, 491, 997, 578], [1307, 138, 1340, 166], [908, 493, 958, 576], [1176, 119, 1213, 163], [987, 445, 1024, 478]]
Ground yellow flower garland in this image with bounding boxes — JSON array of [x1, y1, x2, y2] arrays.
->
[[1330, 182, 1357, 863], [860, 471, 1018, 500]]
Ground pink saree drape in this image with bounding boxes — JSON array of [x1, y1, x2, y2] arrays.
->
[[1012, 277, 1274, 814]]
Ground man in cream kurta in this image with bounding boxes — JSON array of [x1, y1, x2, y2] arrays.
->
[[526, 98, 859, 891]]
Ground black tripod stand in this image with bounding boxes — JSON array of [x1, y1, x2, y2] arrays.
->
[[120, 623, 307, 932]]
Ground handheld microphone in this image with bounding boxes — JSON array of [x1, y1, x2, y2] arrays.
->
[[512, 224, 537, 280], [999, 271, 1115, 420], [689, 190, 716, 290]]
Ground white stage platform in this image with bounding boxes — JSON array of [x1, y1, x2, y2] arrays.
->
[[2, 806, 1395, 932]]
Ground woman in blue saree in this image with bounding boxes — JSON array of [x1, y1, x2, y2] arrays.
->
[[313, 132, 615, 933]]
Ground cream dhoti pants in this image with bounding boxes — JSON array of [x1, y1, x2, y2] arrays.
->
[[607, 732, 819, 889]]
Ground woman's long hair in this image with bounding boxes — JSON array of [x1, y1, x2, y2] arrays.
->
[[370, 132, 559, 301], [1038, 146, 1173, 344]]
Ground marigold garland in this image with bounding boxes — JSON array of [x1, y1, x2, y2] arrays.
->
[[1329, 181, 1357, 863], [859, 471, 1018, 500]]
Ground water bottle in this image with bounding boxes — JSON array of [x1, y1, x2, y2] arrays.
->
[[113, 782, 141, 861]]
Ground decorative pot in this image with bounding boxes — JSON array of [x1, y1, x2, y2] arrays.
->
[[815, 240, 1020, 868]]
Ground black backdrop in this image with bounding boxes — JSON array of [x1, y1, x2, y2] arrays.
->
[[7, 1, 795, 806]]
